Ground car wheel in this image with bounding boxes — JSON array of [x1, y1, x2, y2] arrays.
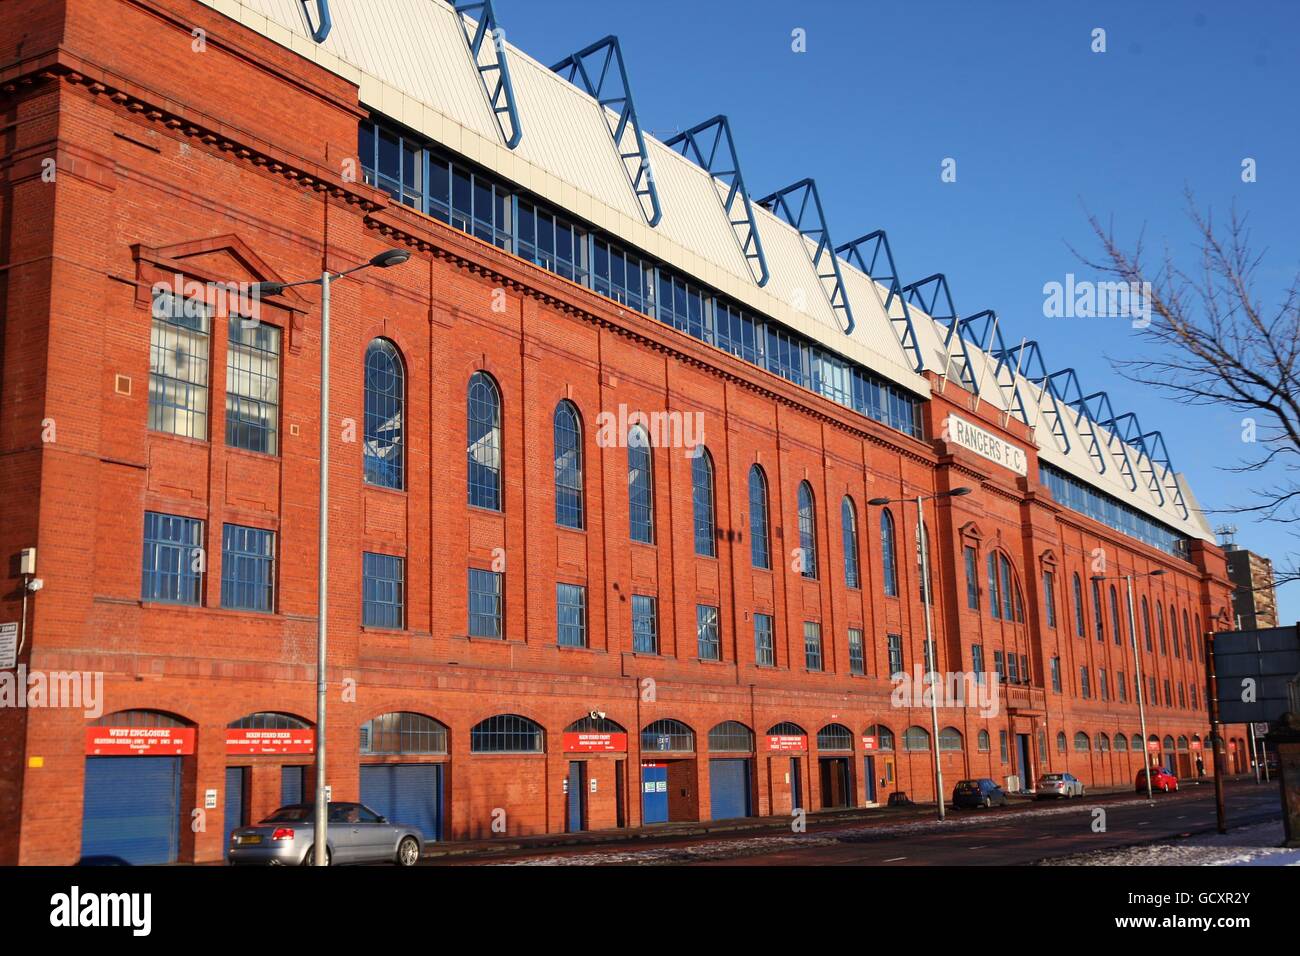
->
[[1079, 786, 1085, 798], [396, 836, 420, 867], [302, 845, 331, 866], [983, 796, 991, 809]]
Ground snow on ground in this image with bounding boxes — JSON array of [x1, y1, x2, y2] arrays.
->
[[1039, 820, 1300, 867]]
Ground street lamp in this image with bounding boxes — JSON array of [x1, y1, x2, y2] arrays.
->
[[868, 486, 972, 820], [1092, 568, 1165, 801], [254, 248, 410, 866]]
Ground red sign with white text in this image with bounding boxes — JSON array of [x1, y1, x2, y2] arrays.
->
[[85, 727, 195, 756], [1147, 740, 1161, 752], [225, 728, 315, 755], [766, 735, 807, 752], [563, 732, 627, 753], [861, 735, 877, 751]]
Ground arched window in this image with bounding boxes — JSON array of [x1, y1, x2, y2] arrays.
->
[[228, 711, 310, 730], [1177, 735, 1189, 752], [1074, 731, 1091, 752], [470, 714, 543, 753], [864, 724, 894, 751], [797, 482, 818, 579], [977, 729, 991, 752], [565, 715, 627, 735], [641, 719, 694, 753], [1157, 602, 1167, 653], [1109, 585, 1122, 645], [817, 723, 853, 752], [1141, 596, 1152, 652], [1098, 732, 1111, 752], [987, 552, 1001, 619], [841, 497, 860, 589], [1182, 609, 1192, 658], [917, 524, 935, 605], [95, 709, 190, 727], [1091, 579, 1105, 641], [749, 466, 770, 569], [999, 554, 1014, 619], [1056, 731, 1067, 753], [938, 726, 963, 752], [708, 721, 754, 752], [1162, 735, 1175, 752], [1169, 604, 1179, 656], [1072, 572, 1085, 637], [467, 372, 502, 510], [363, 339, 404, 489], [766, 721, 806, 739], [880, 509, 898, 597], [1115, 732, 1129, 751], [553, 400, 583, 529], [361, 712, 448, 754], [628, 425, 654, 543], [692, 448, 716, 557], [903, 725, 931, 752]]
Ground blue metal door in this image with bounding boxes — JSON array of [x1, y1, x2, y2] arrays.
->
[[709, 758, 751, 820], [790, 757, 802, 810], [359, 764, 442, 841], [280, 765, 308, 806], [641, 762, 668, 824], [567, 761, 586, 832], [81, 756, 181, 865], [224, 766, 247, 848], [864, 756, 877, 803]]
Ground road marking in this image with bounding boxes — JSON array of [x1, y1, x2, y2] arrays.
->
[[1137, 822, 1150, 827], [969, 845, 987, 850], [1176, 815, 1186, 820], [883, 856, 906, 862]]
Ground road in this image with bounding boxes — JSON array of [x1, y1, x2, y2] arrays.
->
[[436, 779, 1282, 866]]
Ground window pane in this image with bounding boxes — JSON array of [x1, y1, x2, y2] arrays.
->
[[226, 316, 281, 455]]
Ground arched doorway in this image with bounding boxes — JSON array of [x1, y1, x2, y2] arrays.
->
[[225, 711, 315, 849], [707, 721, 755, 820], [562, 715, 629, 832], [359, 712, 448, 842], [764, 721, 808, 813], [816, 724, 855, 809], [639, 719, 697, 824]]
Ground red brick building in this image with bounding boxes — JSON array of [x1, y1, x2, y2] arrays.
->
[[0, 0, 1239, 865]]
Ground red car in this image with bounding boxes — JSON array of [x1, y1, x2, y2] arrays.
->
[[1136, 767, 1179, 793]]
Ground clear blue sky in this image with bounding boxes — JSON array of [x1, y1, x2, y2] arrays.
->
[[494, 0, 1300, 620]]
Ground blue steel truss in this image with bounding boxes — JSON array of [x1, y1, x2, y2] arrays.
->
[[451, 1, 523, 149], [756, 179, 855, 335], [298, 0, 332, 42], [836, 231, 922, 371], [900, 274, 978, 394], [1075, 390, 1140, 492], [958, 310, 1027, 423], [1043, 369, 1112, 476], [552, 36, 662, 227], [665, 116, 769, 287], [1097, 414, 1189, 517], [990, 341, 1071, 454]]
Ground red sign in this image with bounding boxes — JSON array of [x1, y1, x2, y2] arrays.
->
[[85, 726, 195, 756], [861, 735, 877, 751], [1147, 740, 1160, 752], [765, 734, 807, 752], [1228, 740, 1237, 752], [1190, 740, 1202, 751], [563, 732, 627, 753], [225, 728, 315, 755]]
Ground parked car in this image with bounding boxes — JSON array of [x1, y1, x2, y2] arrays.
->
[[952, 778, 1009, 809], [1035, 772, 1085, 799], [228, 802, 423, 866], [1135, 767, 1179, 793]]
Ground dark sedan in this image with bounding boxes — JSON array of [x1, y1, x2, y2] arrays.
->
[[952, 778, 1009, 809], [228, 802, 423, 866]]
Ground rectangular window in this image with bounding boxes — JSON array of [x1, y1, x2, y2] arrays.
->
[[994, 650, 1006, 682], [631, 594, 658, 654], [848, 628, 864, 675], [220, 523, 275, 613], [697, 604, 720, 661], [1050, 656, 1061, 693], [1007, 652, 1019, 684], [1099, 668, 1109, 701], [1080, 666, 1091, 699], [149, 291, 211, 439], [1118, 670, 1127, 702], [468, 568, 503, 638], [803, 622, 823, 672], [362, 552, 405, 628], [987, 552, 1001, 620], [1178, 683, 1186, 708], [972, 644, 985, 684], [887, 634, 904, 677], [965, 546, 979, 609], [1020, 654, 1029, 684], [754, 613, 775, 667], [999, 730, 1009, 763], [1164, 680, 1172, 707], [141, 512, 204, 605], [226, 316, 281, 455], [1043, 571, 1057, 628], [557, 583, 588, 648], [1091, 580, 1105, 642], [923, 638, 936, 673]]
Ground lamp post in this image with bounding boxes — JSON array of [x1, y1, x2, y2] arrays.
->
[[253, 248, 410, 866], [869, 486, 971, 821], [1092, 568, 1165, 802]]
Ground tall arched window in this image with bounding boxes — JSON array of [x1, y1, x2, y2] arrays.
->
[[1141, 596, 1152, 651], [363, 339, 404, 489], [1168, 603, 1178, 656], [1109, 585, 1122, 645], [692, 448, 716, 557], [628, 425, 654, 543], [938, 726, 963, 752], [880, 509, 898, 597], [467, 372, 502, 510], [1157, 602, 1167, 653], [903, 725, 931, 752], [1072, 572, 1085, 637], [1182, 609, 1192, 658], [553, 400, 583, 529], [797, 481, 818, 579], [1074, 731, 1091, 752], [917, 524, 934, 605], [841, 496, 860, 589], [749, 465, 770, 569]]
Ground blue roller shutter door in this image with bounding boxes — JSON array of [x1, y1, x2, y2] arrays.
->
[[359, 764, 442, 841], [281, 765, 307, 806], [224, 767, 247, 846], [81, 756, 182, 865], [709, 758, 751, 820]]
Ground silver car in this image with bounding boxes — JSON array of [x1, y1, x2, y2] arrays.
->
[[228, 802, 423, 866], [1035, 772, 1085, 799]]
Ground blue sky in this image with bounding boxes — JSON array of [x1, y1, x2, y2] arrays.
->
[[494, 0, 1300, 619]]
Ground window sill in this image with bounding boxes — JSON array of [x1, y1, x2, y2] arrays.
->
[[361, 625, 409, 634], [363, 481, 408, 498], [557, 644, 605, 655]]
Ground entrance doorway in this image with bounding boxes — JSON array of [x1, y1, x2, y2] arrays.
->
[[790, 756, 803, 810], [818, 757, 852, 809], [641, 762, 669, 824], [864, 756, 877, 803], [567, 761, 587, 832], [1016, 734, 1033, 791]]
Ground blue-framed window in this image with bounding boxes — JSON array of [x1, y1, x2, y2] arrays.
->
[[697, 604, 720, 661], [803, 622, 823, 672], [1073, 572, 1086, 637], [553, 400, 584, 529], [904, 726, 931, 752], [764, 324, 807, 387], [518, 199, 587, 279], [692, 449, 716, 557], [628, 426, 654, 544], [556, 583, 587, 648], [987, 552, 1001, 619], [363, 338, 404, 489], [754, 612, 775, 667], [1051, 656, 1061, 692], [470, 714, 543, 753], [887, 633, 904, 676], [797, 481, 818, 579], [362, 552, 404, 629], [1157, 602, 1167, 654], [818, 724, 853, 751], [841, 497, 860, 589], [631, 594, 658, 654], [848, 627, 864, 675], [1007, 652, 1019, 683], [714, 300, 762, 365], [468, 568, 503, 638], [226, 317, 280, 455], [972, 644, 985, 683], [467, 372, 502, 511], [965, 546, 979, 610], [1091, 579, 1105, 642], [994, 650, 1006, 681], [1040, 463, 1191, 559], [1000, 554, 1014, 619], [880, 510, 898, 597], [220, 524, 275, 613], [917, 525, 934, 605], [641, 719, 694, 753], [749, 465, 770, 569], [657, 272, 711, 341], [142, 512, 204, 605], [149, 290, 211, 440], [1043, 570, 1057, 628], [593, 237, 653, 314], [1109, 585, 1123, 646], [1118, 669, 1128, 702], [1080, 666, 1091, 699], [361, 712, 447, 755]]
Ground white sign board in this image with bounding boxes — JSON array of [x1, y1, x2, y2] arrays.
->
[[947, 414, 1028, 476], [205, 789, 218, 810], [0, 622, 17, 669]]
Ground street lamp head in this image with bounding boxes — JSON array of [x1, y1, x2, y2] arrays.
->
[[369, 248, 411, 269], [867, 497, 892, 507], [251, 281, 287, 298]]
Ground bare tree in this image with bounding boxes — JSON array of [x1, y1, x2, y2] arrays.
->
[[1077, 191, 1300, 585]]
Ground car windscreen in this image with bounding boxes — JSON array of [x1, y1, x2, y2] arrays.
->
[[1040, 774, 1062, 781], [260, 806, 313, 823]]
